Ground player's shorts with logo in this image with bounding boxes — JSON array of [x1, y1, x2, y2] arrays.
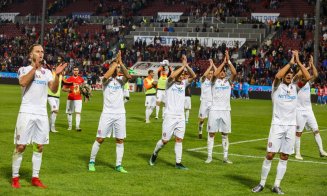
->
[[48, 97, 60, 111], [198, 101, 211, 118], [184, 96, 191, 109], [145, 95, 156, 107], [267, 125, 296, 155], [296, 109, 318, 132], [66, 100, 82, 113], [207, 110, 231, 133], [96, 113, 126, 139], [156, 89, 166, 103], [14, 113, 50, 145], [162, 115, 185, 141], [124, 89, 130, 98]]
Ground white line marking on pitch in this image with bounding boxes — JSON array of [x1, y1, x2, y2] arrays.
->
[[187, 129, 327, 152], [196, 151, 327, 165]]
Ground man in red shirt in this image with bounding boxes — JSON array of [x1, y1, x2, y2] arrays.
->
[[63, 66, 84, 131]]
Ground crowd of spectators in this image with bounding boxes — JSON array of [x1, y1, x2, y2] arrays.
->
[[1, 1, 327, 88]]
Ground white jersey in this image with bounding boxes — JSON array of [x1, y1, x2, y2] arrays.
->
[[200, 78, 212, 102], [211, 78, 231, 111], [164, 79, 188, 116], [102, 76, 125, 114], [271, 82, 298, 125], [18, 66, 53, 115], [297, 82, 312, 111]]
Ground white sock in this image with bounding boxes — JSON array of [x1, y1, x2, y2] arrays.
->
[[155, 106, 160, 118], [116, 143, 124, 166], [76, 113, 81, 128], [32, 152, 42, 178], [274, 159, 288, 187], [162, 106, 165, 118], [259, 158, 272, 187], [207, 136, 214, 158], [90, 141, 101, 162], [175, 142, 182, 164], [222, 135, 229, 159], [67, 114, 72, 127], [12, 151, 23, 177], [145, 107, 153, 121], [185, 110, 189, 121], [50, 112, 57, 127], [199, 122, 204, 134], [295, 136, 301, 155], [314, 133, 324, 152], [153, 140, 164, 155]]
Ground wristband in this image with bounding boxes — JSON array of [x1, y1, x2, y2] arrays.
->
[[228, 60, 232, 65]]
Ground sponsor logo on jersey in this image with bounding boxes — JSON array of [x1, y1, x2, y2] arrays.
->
[[277, 94, 296, 100], [214, 86, 229, 90], [33, 80, 47, 85]]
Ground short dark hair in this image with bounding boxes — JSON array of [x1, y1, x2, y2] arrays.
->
[[28, 44, 42, 54], [148, 70, 154, 74]]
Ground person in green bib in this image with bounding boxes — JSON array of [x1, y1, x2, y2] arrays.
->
[[144, 70, 157, 123], [123, 81, 130, 103], [155, 60, 172, 119], [47, 65, 64, 133]]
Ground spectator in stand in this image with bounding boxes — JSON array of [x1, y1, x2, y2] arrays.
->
[[317, 85, 324, 105]]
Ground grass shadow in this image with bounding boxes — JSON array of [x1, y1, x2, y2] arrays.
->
[[1, 166, 31, 184], [138, 153, 175, 167], [224, 173, 258, 188], [78, 155, 114, 169]]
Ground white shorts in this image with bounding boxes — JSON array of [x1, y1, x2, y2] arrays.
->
[[14, 113, 49, 145], [156, 89, 166, 103], [66, 100, 82, 113], [124, 89, 130, 98], [296, 109, 318, 132], [162, 115, 185, 141], [184, 96, 191, 109], [267, 125, 296, 155], [96, 113, 126, 139], [48, 97, 60, 112], [145, 95, 156, 107], [207, 110, 231, 133], [198, 101, 211, 119]]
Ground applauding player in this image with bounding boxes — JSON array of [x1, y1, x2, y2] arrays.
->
[[252, 51, 310, 194], [88, 51, 131, 173], [149, 55, 196, 169]]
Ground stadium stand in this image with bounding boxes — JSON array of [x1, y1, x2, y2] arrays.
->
[[0, 0, 326, 89]]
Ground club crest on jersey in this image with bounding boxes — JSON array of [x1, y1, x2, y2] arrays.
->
[[41, 70, 45, 74], [268, 142, 272, 148], [16, 134, 20, 141], [98, 130, 102, 134]]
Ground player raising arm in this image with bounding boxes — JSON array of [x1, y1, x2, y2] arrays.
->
[[88, 51, 131, 173], [149, 55, 196, 170], [294, 55, 327, 160], [205, 51, 237, 164], [252, 51, 310, 194], [198, 59, 217, 139]]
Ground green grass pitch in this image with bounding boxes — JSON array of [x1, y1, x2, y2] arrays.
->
[[0, 84, 326, 195]]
